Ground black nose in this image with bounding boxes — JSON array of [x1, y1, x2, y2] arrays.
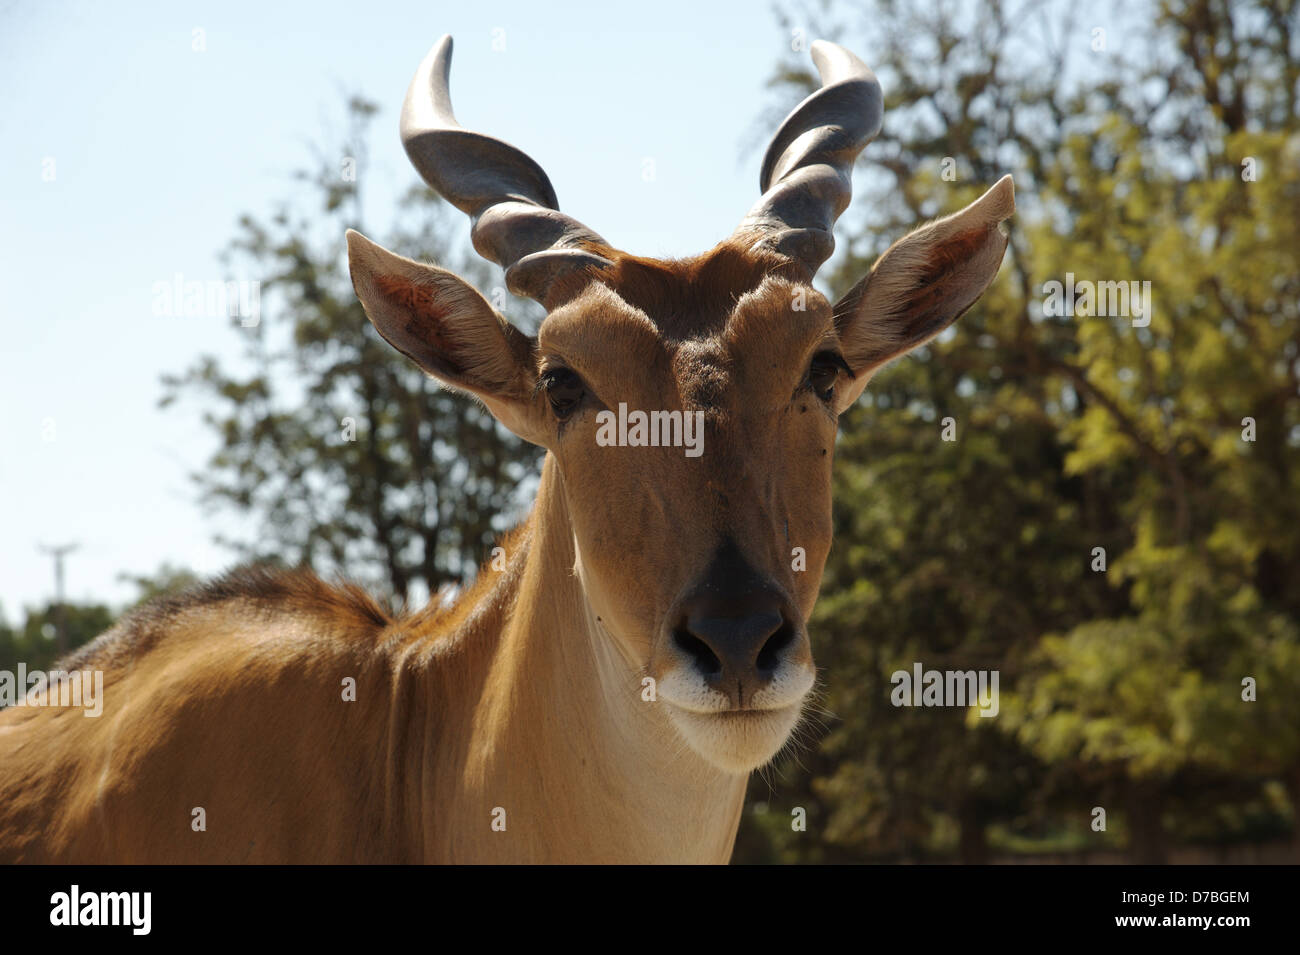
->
[[671, 542, 800, 705]]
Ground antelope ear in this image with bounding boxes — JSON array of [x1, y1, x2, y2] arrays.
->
[[346, 229, 548, 444], [832, 176, 1014, 412]]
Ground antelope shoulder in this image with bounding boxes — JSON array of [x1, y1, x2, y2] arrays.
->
[[0, 567, 405, 863]]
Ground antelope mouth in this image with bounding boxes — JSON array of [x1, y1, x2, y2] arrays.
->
[[712, 708, 785, 720], [661, 699, 805, 775]]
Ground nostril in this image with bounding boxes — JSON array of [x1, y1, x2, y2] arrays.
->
[[756, 621, 796, 675], [673, 628, 722, 677]]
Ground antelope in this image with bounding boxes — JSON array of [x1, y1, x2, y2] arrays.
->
[[0, 35, 1013, 863]]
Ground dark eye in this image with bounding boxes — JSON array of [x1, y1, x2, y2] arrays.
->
[[541, 367, 586, 419], [807, 351, 850, 403]]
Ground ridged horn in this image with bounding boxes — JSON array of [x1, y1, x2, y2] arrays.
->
[[399, 35, 612, 304], [734, 40, 884, 277]]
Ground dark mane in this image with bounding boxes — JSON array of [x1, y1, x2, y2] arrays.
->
[[60, 565, 392, 671]]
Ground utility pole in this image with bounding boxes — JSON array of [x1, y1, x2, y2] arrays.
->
[[39, 542, 79, 657]]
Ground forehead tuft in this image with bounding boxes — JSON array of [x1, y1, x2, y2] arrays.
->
[[537, 239, 836, 404], [556, 239, 807, 340], [673, 340, 730, 409]]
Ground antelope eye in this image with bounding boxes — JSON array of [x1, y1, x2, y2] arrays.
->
[[808, 351, 850, 403], [541, 367, 585, 418]]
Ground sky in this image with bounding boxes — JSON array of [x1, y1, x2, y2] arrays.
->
[[0, 0, 834, 616], [0, 0, 1119, 618]]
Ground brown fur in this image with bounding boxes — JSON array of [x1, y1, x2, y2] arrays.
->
[[62, 567, 391, 674], [553, 237, 804, 337]]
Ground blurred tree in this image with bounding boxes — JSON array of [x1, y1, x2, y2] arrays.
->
[[117, 563, 202, 608], [738, 0, 1299, 863], [161, 97, 543, 608], [0, 602, 115, 678]]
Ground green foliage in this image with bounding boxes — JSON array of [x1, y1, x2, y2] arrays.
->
[[160, 99, 543, 607], [116, 563, 202, 609], [0, 602, 115, 676], [739, 0, 1300, 863]]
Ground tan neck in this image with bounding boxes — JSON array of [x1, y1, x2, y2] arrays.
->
[[417, 455, 747, 863]]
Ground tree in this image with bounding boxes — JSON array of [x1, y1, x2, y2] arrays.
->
[[0, 602, 116, 677], [161, 97, 543, 608], [117, 563, 202, 607], [737, 0, 1299, 863]]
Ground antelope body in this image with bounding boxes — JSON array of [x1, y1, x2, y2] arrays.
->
[[0, 35, 1013, 863]]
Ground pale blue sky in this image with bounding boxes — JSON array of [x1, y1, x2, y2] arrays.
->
[[0, 0, 833, 615], [0, 0, 1117, 618]]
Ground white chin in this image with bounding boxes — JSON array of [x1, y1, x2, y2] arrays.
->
[[664, 703, 804, 774]]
